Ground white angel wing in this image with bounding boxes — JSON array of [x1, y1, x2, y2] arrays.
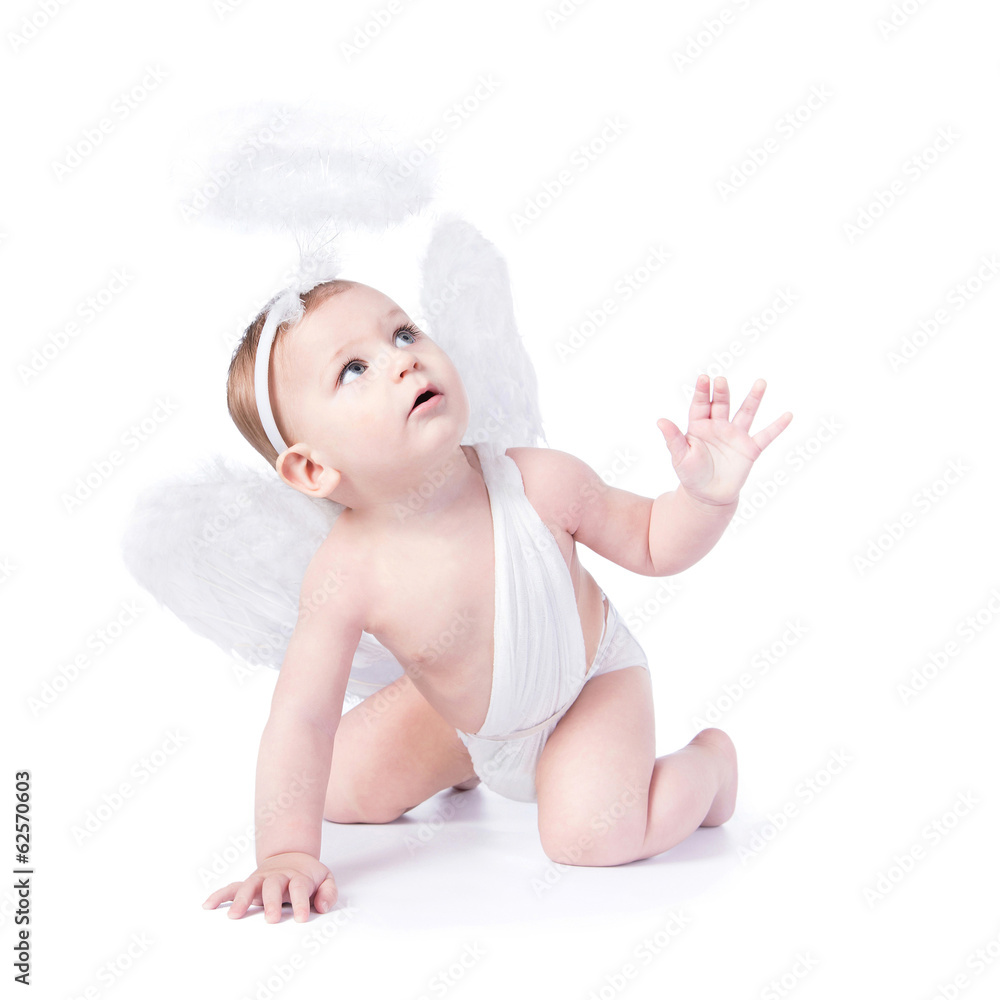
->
[[419, 213, 547, 451], [118, 455, 404, 709]]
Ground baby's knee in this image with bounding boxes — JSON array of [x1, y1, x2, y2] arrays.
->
[[539, 827, 639, 867], [539, 828, 592, 866], [538, 800, 647, 867], [324, 784, 409, 824], [325, 800, 409, 825]]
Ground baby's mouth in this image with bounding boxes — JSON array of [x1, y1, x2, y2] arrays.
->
[[409, 386, 442, 415]]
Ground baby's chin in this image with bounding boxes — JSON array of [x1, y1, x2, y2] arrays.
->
[[405, 423, 472, 463]]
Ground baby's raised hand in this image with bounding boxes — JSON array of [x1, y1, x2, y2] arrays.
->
[[202, 851, 338, 923], [657, 375, 792, 506]]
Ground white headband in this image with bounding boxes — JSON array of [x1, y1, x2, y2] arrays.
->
[[253, 251, 343, 456], [253, 289, 299, 455]]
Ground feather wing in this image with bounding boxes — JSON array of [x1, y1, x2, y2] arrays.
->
[[118, 455, 403, 709], [419, 213, 547, 450]]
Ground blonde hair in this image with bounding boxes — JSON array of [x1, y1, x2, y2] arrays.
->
[[227, 279, 357, 468]]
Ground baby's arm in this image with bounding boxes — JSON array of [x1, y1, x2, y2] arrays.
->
[[517, 448, 734, 577], [202, 546, 362, 922], [517, 375, 791, 576]]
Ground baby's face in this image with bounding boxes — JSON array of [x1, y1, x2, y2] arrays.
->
[[272, 282, 470, 504]]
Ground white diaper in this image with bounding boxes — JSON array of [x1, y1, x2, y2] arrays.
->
[[454, 442, 649, 803]]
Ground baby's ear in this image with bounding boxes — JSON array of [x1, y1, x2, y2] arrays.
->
[[313, 464, 342, 501], [276, 447, 339, 499]]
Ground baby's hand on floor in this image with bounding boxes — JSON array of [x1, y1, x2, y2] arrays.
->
[[202, 852, 338, 923]]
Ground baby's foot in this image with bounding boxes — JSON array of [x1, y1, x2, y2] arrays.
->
[[691, 728, 738, 827], [451, 775, 481, 791]]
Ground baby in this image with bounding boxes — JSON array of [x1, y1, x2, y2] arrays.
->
[[204, 278, 793, 922]]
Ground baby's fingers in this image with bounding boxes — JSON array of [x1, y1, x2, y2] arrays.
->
[[731, 378, 766, 434], [262, 875, 289, 924], [313, 876, 338, 915], [751, 411, 794, 453], [228, 877, 264, 919], [288, 874, 316, 923], [202, 881, 244, 910], [657, 418, 688, 468]]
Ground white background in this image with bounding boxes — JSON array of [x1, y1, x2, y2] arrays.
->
[[4, 0, 999, 997]]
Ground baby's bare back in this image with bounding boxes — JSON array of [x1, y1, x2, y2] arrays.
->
[[336, 444, 607, 734]]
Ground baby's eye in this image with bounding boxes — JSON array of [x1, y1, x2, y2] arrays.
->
[[337, 325, 421, 386], [339, 359, 366, 386]]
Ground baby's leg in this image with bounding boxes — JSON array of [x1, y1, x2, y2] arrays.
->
[[535, 666, 737, 866], [323, 674, 478, 824]]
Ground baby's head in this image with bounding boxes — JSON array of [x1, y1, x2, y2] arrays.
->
[[227, 280, 471, 509]]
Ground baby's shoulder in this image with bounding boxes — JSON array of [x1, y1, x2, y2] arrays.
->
[[502, 446, 576, 538], [502, 445, 569, 496], [301, 509, 371, 626]]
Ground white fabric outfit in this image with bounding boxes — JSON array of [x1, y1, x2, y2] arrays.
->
[[454, 440, 649, 803]]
